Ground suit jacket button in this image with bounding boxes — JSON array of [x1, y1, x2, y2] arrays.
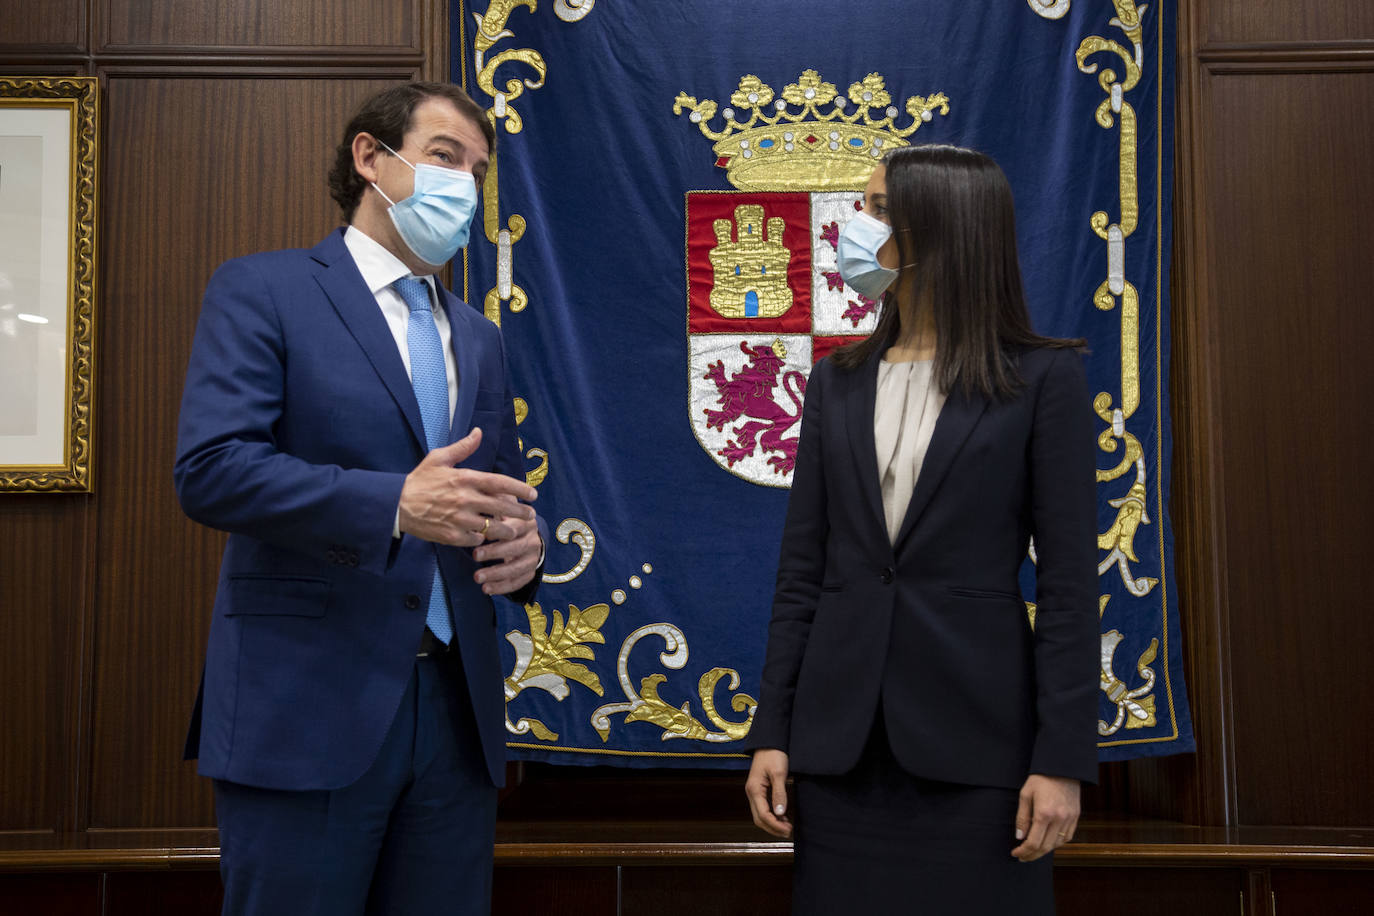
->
[[405, 594, 421, 610], [881, 567, 895, 584], [348, 553, 359, 567]]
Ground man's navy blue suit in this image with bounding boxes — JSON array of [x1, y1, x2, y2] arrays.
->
[[175, 228, 542, 913]]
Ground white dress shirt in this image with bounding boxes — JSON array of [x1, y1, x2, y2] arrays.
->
[[344, 226, 458, 538], [342, 228, 544, 560], [343, 225, 458, 417]]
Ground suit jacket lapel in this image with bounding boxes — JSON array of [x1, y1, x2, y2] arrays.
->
[[310, 232, 429, 450], [438, 289, 479, 444], [892, 383, 989, 551], [845, 352, 886, 538]]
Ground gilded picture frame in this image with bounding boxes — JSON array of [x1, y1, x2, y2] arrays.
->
[[0, 77, 97, 492]]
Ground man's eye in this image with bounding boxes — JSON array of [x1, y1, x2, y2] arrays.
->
[[432, 151, 453, 164]]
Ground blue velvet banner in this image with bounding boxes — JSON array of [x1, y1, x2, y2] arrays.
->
[[454, 0, 1192, 766]]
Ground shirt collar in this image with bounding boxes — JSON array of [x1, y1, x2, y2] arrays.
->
[[343, 225, 437, 303]]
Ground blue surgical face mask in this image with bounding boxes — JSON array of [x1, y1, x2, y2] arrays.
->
[[837, 210, 899, 300], [372, 140, 478, 267]]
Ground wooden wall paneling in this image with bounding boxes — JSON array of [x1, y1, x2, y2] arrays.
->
[[492, 866, 618, 916], [85, 75, 404, 830], [0, 498, 91, 833], [1249, 866, 1276, 916], [420, 0, 446, 84], [1079, 763, 1132, 818], [0, 0, 86, 52], [100, 0, 418, 53], [0, 873, 102, 915], [1202, 1, 1374, 46], [103, 871, 222, 915], [1055, 867, 1247, 916], [1201, 65, 1374, 828], [620, 865, 792, 916], [500, 768, 756, 823], [1270, 868, 1374, 913]]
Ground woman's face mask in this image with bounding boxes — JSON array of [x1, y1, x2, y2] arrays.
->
[[371, 140, 478, 267], [836, 210, 900, 300]]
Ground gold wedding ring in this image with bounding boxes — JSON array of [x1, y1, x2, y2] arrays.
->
[[480, 517, 491, 536]]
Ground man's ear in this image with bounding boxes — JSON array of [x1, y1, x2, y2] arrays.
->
[[352, 132, 383, 184]]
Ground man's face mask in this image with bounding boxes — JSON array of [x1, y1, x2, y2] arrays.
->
[[372, 140, 478, 267]]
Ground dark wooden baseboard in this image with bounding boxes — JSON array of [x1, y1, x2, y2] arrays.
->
[[4, 823, 1374, 916], [5, 821, 1374, 872]]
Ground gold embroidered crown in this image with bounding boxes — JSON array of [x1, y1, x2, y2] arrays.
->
[[674, 70, 950, 191]]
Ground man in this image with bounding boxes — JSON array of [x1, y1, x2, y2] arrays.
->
[[174, 82, 545, 915]]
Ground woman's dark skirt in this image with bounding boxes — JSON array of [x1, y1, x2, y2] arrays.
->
[[790, 713, 1055, 916]]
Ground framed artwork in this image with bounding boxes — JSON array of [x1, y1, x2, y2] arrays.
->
[[0, 77, 97, 492]]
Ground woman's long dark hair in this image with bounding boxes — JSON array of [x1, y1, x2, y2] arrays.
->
[[832, 145, 1081, 399]]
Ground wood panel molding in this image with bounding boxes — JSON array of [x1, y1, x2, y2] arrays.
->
[[0, 54, 90, 75], [93, 58, 425, 80], [96, 0, 418, 53], [1198, 39, 1374, 63], [1199, 40, 1374, 73], [91, 46, 427, 63], [6, 824, 1374, 872]]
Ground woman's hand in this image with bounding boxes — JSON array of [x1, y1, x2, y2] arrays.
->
[[745, 749, 793, 838], [1011, 774, 1080, 861]]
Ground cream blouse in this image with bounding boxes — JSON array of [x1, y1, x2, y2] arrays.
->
[[873, 358, 946, 544]]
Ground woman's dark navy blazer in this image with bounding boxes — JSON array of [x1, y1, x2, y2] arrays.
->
[[746, 346, 1100, 788]]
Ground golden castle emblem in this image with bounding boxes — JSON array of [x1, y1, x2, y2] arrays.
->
[[675, 70, 951, 190], [709, 204, 793, 318]]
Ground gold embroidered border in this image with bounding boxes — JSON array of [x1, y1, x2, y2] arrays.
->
[[508, 743, 749, 760], [1089, 1, 1179, 747]]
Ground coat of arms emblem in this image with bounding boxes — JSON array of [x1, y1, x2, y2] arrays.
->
[[677, 71, 949, 486]]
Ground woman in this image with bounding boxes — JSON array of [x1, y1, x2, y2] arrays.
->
[[744, 145, 1099, 915]]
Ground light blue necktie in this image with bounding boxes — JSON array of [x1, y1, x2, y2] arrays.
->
[[394, 276, 454, 645]]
